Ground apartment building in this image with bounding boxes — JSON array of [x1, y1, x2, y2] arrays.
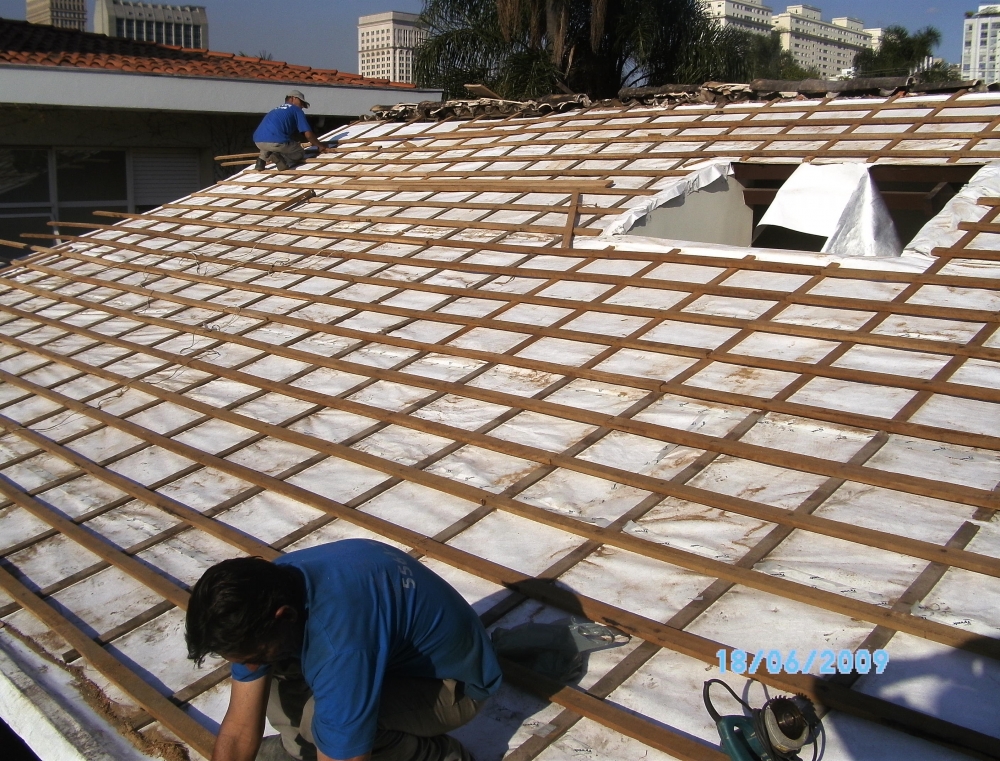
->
[[358, 11, 428, 83], [699, 0, 774, 35], [772, 5, 873, 79], [963, 5, 1000, 83], [25, 0, 86, 31], [94, 0, 208, 50]]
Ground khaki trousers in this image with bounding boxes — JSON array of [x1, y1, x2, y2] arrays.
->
[[255, 141, 305, 169], [267, 673, 483, 761]]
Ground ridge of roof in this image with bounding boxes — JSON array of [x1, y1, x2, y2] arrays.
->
[[0, 17, 414, 89], [372, 77, 997, 121]]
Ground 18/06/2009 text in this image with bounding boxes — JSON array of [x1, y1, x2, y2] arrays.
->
[[716, 648, 889, 675]]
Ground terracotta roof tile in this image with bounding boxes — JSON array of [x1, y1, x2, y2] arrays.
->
[[0, 18, 413, 89]]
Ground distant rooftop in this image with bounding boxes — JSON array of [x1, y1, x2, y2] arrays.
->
[[0, 17, 415, 88], [358, 11, 423, 24]]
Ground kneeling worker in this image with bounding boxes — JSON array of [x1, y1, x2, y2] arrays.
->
[[254, 89, 328, 171], [186, 539, 501, 761]]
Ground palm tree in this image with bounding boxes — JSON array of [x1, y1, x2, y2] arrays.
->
[[414, 0, 755, 100], [853, 25, 942, 78]]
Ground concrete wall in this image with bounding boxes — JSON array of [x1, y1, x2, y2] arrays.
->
[[626, 175, 755, 247], [3, 65, 440, 118]]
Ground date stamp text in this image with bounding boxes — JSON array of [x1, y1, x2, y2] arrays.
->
[[716, 648, 890, 675]]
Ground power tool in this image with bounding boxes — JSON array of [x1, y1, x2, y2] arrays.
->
[[703, 679, 822, 761]]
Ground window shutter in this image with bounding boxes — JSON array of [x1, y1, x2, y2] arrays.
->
[[132, 149, 202, 207]]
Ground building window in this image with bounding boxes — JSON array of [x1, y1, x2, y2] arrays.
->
[[116, 18, 125, 37], [0, 148, 130, 262]]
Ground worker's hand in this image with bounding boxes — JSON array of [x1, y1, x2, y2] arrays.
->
[[315, 144, 328, 155]]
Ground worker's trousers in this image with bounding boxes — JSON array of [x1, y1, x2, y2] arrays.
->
[[266, 669, 484, 761], [255, 141, 304, 170]]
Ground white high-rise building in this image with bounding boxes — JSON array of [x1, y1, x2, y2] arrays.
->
[[865, 27, 884, 51], [963, 5, 1000, 83], [772, 5, 874, 79], [94, 0, 209, 49], [26, 0, 86, 30], [94, 0, 208, 48], [699, 0, 773, 35], [358, 11, 428, 83]]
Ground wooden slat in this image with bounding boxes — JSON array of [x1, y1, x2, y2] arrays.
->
[[0, 565, 217, 760]]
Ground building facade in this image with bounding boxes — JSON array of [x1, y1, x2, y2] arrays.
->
[[963, 5, 1000, 83], [358, 11, 428, 83], [772, 5, 873, 79], [699, 0, 773, 35], [25, 0, 86, 30], [865, 26, 884, 51], [0, 17, 438, 262], [94, 0, 208, 49]]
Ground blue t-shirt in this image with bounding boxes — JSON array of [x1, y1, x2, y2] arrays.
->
[[253, 103, 313, 143], [231, 540, 502, 759]]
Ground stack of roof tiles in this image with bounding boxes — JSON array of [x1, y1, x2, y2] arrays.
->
[[0, 18, 411, 87]]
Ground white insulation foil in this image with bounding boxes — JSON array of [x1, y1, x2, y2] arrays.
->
[[600, 160, 734, 237], [905, 161, 1000, 256], [758, 162, 903, 258]]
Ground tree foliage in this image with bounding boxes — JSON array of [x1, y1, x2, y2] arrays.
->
[[853, 25, 941, 77], [414, 0, 764, 100], [746, 32, 819, 81]]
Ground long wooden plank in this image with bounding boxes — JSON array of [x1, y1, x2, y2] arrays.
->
[[0, 564, 218, 760], [5, 326, 998, 584], [0, 433, 742, 761], [20, 244, 1000, 407], [69, 216, 1000, 326], [73, 208, 1000, 291], [499, 658, 728, 761], [5, 277, 1000, 525], [6, 266, 1000, 516], [0, 373, 993, 759], [1, 363, 997, 660]]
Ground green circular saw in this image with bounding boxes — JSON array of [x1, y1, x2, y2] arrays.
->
[[703, 679, 822, 761]]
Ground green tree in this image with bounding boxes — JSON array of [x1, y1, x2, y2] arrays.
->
[[746, 31, 819, 81], [853, 25, 942, 77], [414, 0, 757, 100]]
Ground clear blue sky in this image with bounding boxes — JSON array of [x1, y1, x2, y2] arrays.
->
[[0, 0, 974, 72]]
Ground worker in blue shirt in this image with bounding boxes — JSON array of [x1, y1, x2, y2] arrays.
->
[[254, 89, 328, 171], [186, 540, 502, 761]]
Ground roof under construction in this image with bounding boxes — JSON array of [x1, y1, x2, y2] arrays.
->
[[0, 85, 999, 761]]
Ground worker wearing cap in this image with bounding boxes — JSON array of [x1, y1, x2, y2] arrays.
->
[[254, 89, 328, 171], [185, 539, 502, 761]]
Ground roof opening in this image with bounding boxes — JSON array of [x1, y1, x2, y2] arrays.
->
[[623, 163, 982, 255]]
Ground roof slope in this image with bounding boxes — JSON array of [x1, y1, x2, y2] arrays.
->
[[0, 18, 412, 88], [0, 92, 999, 761]]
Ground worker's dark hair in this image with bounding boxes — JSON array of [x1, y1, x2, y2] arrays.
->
[[185, 556, 305, 666]]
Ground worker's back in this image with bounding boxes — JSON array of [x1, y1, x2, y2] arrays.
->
[[231, 539, 502, 759], [253, 103, 311, 144]]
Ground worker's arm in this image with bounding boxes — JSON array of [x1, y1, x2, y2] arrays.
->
[[319, 753, 368, 761], [212, 676, 270, 761], [304, 131, 328, 154]]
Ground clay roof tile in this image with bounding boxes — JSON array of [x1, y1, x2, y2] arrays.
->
[[0, 19, 413, 90]]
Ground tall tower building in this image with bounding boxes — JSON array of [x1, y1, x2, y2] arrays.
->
[[358, 11, 428, 83], [699, 0, 773, 35], [772, 5, 873, 79], [963, 5, 1000, 83], [26, 0, 87, 31], [94, 0, 209, 49]]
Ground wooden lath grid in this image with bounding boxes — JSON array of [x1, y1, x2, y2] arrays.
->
[[1, 96, 1000, 761]]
